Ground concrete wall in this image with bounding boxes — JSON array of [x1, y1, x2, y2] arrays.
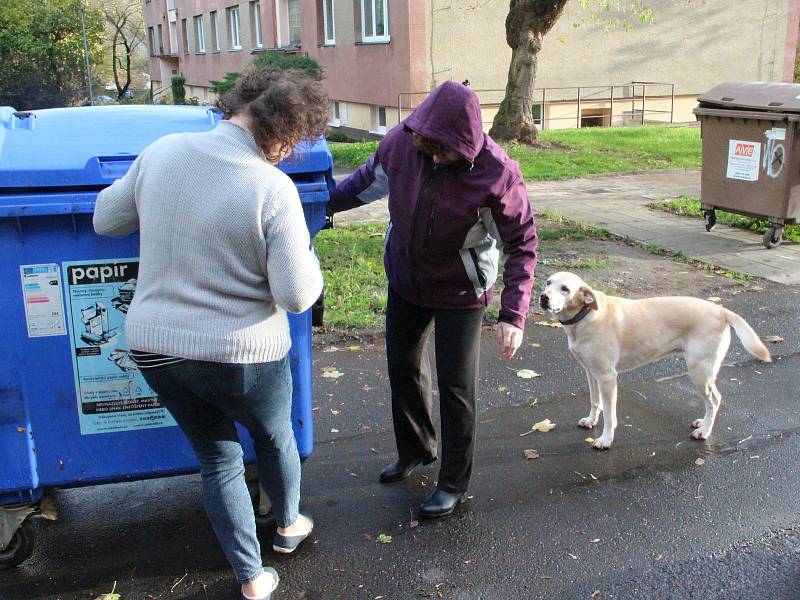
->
[[429, 0, 800, 96]]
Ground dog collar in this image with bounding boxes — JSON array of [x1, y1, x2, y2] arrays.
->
[[559, 304, 593, 326]]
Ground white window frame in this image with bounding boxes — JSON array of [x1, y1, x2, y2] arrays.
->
[[361, 0, 389, 43], [276, 0, 301, 47], [322, 0, 335, 45], [210, 11, 220, 51], [228, 5, 241, 50], [252, 1, 263, 48], [328, 101, 349, 126], [194, 15, 206, 53], [371, 105, 387, 135]]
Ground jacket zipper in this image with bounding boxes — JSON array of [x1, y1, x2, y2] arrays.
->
[[424, 206, 438, 248], [408, 167, 437, 298]]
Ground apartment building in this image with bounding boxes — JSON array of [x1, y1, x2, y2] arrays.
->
[[144, 0, 800, 136]]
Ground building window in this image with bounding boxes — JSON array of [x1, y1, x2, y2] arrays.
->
[[210, 11, 220, 51], [148, 26, 155, 55], [156, 24, 164, 54], [372, 105, 386, 134], [251, 2, 263, 48], [181, 18, 189, 54], [361, 0, 389, 43], [276, 0, 301, 47], [330, 101, 347, 126], [194, 15, 206, 53], [322, 0, 335, 45], [227, 5, 241, 50]]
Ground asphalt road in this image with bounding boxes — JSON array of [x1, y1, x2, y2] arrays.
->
[[2, 283, 799, 600]]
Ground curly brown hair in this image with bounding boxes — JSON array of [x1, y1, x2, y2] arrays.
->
[[216, 66, 330, 163], [410, 131, 449, 157]]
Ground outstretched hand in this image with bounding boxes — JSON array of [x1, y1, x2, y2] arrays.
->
[[497, 322, 523, 359]]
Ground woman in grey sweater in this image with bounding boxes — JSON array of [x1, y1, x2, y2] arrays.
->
[[93, 67, 328, 600]]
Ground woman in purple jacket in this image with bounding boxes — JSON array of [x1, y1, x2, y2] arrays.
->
[[328, 81, 538, 518]]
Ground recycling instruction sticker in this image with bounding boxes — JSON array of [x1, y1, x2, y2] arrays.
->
[[62, 258, 177, 435]]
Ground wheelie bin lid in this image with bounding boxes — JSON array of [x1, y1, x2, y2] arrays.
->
[[0, 105, 332, 190], [698, 82, 800, 114]]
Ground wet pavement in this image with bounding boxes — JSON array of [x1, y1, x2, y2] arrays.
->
[[2, 282, 799, 600]]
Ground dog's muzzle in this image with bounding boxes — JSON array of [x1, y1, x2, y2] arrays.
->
[[539, 293, 550, 310]]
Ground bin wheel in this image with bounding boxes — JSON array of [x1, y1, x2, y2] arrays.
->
[[703, 210, 717, 232], [763, 227, 783, 249], [0, 518, 37, 570]]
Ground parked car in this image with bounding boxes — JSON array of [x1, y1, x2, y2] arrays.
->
[[81, 95, 118, 106]]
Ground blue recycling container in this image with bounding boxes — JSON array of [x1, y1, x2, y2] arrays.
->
[[0, 106, 331, 523]]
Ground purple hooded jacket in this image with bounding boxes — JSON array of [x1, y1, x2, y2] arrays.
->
[[328, 81, 537, 330]]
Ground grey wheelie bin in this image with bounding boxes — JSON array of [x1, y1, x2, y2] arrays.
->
[[694, 81, 800, 248]]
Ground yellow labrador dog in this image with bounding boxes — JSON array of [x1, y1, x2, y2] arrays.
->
[[539, 272, 771, 450]]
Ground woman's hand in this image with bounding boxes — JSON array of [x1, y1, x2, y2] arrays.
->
[[496, 322, 523, 359]]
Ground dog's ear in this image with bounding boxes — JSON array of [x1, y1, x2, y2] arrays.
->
[[579, 286, 599, 311]]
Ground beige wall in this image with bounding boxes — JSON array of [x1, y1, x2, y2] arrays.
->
[[429, 0, 800, 97]]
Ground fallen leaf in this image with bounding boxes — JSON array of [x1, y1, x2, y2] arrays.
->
[[592, 592, 602, 598], [766, 335, 784, 344], [322, 369, 344, 379], [516, 369, 541, 379], [409, 520, 419, 529], [498, 385, 508, 392], [17, 427, 25, 433], [584, 437, 595, 444], [330, 409, 340, 415], [707, 296, 722, 303], [535, 321, 562, 328], [531, 419, 556, 432], [589, 539, 600, 544], [695, 457, 705, 466], [530, 342, 542, 348], [94, 595, 120, 600], [348, 345, 362, 351], [322, 346, 339, 353], [376, 533, 393, 544], [331, 428, 339, 433], [523, 449, 540, 460]]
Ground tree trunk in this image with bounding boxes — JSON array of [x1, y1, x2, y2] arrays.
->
[[489, 31, 541, 144], [112, 29, 121, 97], [489, 0, 569, 144]]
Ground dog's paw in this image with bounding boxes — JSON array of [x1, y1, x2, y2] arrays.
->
[[592, 436, 613, 450], [691, 418, 704, 429], [578, 417, 596, 429], [691, 428, 710, 440]]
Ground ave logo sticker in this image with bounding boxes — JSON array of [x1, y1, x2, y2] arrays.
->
[[734, 143, 755, 158], [727, 139, 761, 181]]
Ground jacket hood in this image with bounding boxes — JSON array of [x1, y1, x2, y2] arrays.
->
[[403, 81, 485, 164]]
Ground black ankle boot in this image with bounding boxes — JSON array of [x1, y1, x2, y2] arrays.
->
[[379, 457, 435, 483], [418, 488, 466, 518]]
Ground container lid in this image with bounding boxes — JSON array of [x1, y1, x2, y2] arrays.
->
[[698, 81, 800, 113], [0, 105, 332, 190]]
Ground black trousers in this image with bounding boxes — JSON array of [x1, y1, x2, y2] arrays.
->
[[385, 287, 484, 494]]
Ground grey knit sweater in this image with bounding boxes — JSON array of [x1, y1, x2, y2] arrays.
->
[[93, 120, 323, 363]]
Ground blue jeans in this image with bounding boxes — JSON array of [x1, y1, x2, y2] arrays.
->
[[139, 355, 300, 584]]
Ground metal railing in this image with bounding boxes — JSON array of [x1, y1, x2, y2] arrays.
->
[[397, 81, 675, 130]]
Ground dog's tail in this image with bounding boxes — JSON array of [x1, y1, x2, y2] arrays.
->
[[724, 308, 772, 362]]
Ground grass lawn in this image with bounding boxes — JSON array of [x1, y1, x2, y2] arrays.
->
[[314, 223, 388, 329], [329, 125, 701, 180], [651, 196, 800, 242]]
